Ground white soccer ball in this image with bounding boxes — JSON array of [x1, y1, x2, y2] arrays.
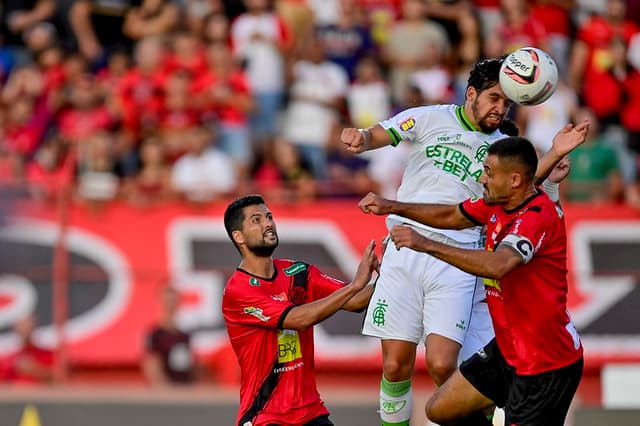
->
[[499, 47, 559, 106]]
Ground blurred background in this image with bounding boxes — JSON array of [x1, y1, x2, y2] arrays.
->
[[0, 0, 639, 425]]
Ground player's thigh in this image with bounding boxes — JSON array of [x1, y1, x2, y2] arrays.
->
[[422, 256, 476, 347], [505, 356, 584, 426], [362, 246, 426, 344], [426, 369, 494, 422]]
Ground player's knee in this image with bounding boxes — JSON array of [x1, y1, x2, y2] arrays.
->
[[427, 359, 456, 386], [382, 357, 413, 382]]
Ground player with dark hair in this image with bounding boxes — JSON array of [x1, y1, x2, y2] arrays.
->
[[222, 194, 379, 426], [341, 55, 586, 425], [358, 135, 587, 425]]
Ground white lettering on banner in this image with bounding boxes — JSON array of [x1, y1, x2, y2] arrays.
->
[[571, 222, 640, 356], [0, 219, 131, 353]]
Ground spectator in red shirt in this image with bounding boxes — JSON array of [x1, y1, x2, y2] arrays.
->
[[25, 134, 75, 202], [569, 0, 639, 123], [0, 314, 54, 385], [193, 43, 255, 180], [56, 73, 114, 144]]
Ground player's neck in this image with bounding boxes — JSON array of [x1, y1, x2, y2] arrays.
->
[[239, 255, 275, 278], [505, 186, 538, 210]]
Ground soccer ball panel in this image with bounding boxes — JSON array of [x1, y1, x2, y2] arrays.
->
[[499, 47, 559, 106]]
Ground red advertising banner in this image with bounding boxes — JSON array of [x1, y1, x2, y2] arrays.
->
[[0, 200, 639, 372]]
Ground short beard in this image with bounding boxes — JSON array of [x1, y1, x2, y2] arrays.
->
[[471, 100, 501, 133], [247, 240, 278, 257]]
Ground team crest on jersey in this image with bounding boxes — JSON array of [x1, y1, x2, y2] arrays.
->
[[398, 117, 416, 132], [244, 306, 270, 322], [474, 142, 490, 162], [284, 263, 307, 276], [249, 277, 261, 286], [490, 214, 497, 222]]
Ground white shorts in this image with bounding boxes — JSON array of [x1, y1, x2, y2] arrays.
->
[[458, 277, 494, 363], [362, 234, 494, 357]]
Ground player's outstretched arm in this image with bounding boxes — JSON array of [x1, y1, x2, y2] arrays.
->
[[358, 192, 474, 230], [389, 226, 523, 279], [280, 241, 379, 330], [535, 120, 590, 184], [341, 124, 393, 154]]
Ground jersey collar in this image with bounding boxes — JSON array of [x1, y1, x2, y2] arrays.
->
[[455, 105, 485, 133]]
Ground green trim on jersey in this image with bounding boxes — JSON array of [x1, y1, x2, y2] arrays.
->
[[386, 127, 403, 146], [455, 105, 481, 132]]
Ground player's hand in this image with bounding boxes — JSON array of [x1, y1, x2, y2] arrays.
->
[[341, 127, 367, 153], [547, 156, 571, 183], [389, 225, 425, 251], [359, 192, 394, 215], [354, 240, 379, 288], [550, 119, 590, 158]]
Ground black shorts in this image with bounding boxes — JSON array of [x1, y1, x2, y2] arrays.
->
[[460, 338, 583, 426], [267, 414, 333, 426]]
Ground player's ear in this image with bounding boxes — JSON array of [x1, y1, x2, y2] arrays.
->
[[511, 171, 522, 188], [465, 86, 477, 102], [232, 230, 245, 246]]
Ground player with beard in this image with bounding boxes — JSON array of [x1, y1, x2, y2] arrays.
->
[[341, 56, 583, 425], [222, 194, 379, 426]]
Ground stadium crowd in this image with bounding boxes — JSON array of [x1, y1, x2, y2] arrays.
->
[[1, 0, 640, 209]]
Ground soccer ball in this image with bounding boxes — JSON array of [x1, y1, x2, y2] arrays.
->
[[499, 47, 558, 106]]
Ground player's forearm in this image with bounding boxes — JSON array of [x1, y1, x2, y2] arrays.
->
[[413, 238, 515, 279], [535, 149, 563, 185], [281, 281, 367, 330], [342, 283, 375, 312], [362, 124, 395, 151], [390, 202, 470, 230]]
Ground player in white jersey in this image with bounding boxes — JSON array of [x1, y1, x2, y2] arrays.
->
[[341, 57, 575, 426]]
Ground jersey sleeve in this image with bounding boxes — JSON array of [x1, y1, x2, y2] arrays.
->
[[498, 207, 553, 264], [379, 107, 430, 146], [306, 264, 348, 302], [223, 282, 294, 330], [459, 197, 492, 225]]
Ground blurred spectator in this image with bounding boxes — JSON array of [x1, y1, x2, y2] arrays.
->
[[1, 65, 52, 161], [122, 0, 179, 41], [183, 0, 225, 37], [56, 73, 115, 145], [193, 43, 255, 181], [0, 314, 54, 385], [164, 31, 207, 76], [114, 36, 166, 142], [230, 0, 293, 143], [251, 136, 317, 202], [315, 0, 375, 81], [69, 0, 136, 67], [381, 0, 449, 106], [276, 0, 315, 51], [170, 126, 237, 203], [142, 286, 196, 386], [356, 0, 402, 47], [155, 70, 202, 145], [484, 0, 550, 58], [560, 107, 624, 203], [406, 35, 454, 107], [25, 134, 75, 202], [76, 131, 121, 203], [516, 79, 578, 155], [568, 0, 639, 124], [281, 35, 349, 179], [346, 55, 392, 129], [530, 0, 575, 79], [423, 0, 478, 67], [0, 0, 56, 64], [122, 137, 174, 207], [622, 33, 640, 163], [201, 12, 231, 45]]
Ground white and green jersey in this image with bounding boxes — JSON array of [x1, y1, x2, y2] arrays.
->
[[379, 104, 506, 243]]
